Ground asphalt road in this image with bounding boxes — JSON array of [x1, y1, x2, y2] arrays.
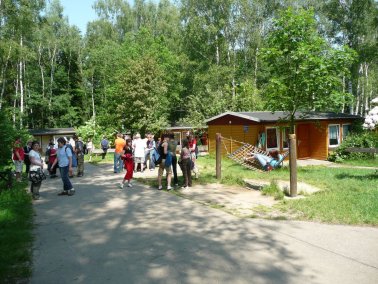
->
[[31, 163, 378, 284]]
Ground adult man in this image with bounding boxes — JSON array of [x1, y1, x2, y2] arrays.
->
[[168, 133, 178, 186], [13, 137, 25, 182], [132, 133, 146, 173], [100, 136, 109, 159], [114, 133, 126, 173], [145, 134, 156, 171], [73, 135, 85, 177], [188, 133, 199, 178]]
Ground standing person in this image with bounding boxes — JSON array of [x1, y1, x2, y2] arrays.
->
[[51, 137, 75, 196], [47, 142, 58, 178], [120, 139, 134, 188], [168, 133, 178, 186], [179, 139, 192, 189], [157, 134, 172, 190], [114, 133, 126, 173], [188, 133, 199, 178], [132, 133, 146, 173], [74, 135, 85, 177], [13, 137, 25, 182], [28, 141, 44, 199], [86, 138, 93, 162], [100, 136, 109, 159], [145, 134, 156, 171], [23, 141, 32, 174]]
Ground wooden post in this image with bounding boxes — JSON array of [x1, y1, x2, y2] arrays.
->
[[289, 134, 297, 197], [216, 133, 222, 180]]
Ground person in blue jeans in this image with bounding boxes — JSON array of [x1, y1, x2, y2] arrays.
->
[[51, 137, 75, 196], [251, 150, 282, 171]]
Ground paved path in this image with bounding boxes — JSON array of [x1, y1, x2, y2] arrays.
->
[[31, 163, 378, 284]]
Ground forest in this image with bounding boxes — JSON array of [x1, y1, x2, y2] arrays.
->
[[0, 0, 377, 135]]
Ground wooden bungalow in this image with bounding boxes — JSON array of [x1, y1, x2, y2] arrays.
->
[[206, 111, 362, 160], [28, 128, 76, 151]]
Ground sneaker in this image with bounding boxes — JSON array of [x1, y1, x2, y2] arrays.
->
[[68, 189, 75, 196], [58, 191, 68, 196], [150, 169, 154, 171], [181, 186, 187, 190], [174, 183, 179, 187], [127, 183, 133, 187], [119, 183, 124, 189], [167, 186, 172, 191], [158, 185, 163, 190]]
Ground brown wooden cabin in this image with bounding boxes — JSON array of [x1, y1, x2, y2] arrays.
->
[[28, 128, 76, 151], [206, 111, 362, 160]]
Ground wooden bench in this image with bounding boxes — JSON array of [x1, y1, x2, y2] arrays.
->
[[91, 148, 115, 157], [0, 170, 13, 189]]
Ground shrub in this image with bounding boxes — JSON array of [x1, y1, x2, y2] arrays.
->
[[328, 131, 378, 162]]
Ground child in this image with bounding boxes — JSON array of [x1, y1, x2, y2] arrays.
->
[[120, 139, 134, 188]]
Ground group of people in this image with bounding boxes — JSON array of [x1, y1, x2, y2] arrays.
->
[[12, 131, 200, 200], [113, 132, 199, 190]]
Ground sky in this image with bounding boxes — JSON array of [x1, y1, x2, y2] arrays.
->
[[59, 0, 98, 34]]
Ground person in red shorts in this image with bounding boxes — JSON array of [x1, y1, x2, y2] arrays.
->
[[120, 139, 134, 188]]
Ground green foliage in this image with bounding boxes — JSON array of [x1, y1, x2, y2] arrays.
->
[[0, 185, 33, 281], [261, 8, 357, 129], [328, 131, 378, 162]]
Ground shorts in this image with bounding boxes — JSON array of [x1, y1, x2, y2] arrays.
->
[[158, 159, 172, 176], [134, 157, 145, 163], [14, 160, 23, 173]]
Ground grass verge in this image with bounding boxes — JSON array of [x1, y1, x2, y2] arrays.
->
[[196, 155, 378, 225], [0, 180, 33, 282]]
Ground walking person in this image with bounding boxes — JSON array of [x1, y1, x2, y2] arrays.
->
[[23, 141, 32, 174], [28, 141, 45, 199], [179, 139, 192, 189], [157, 134, 172, 190], [13, 137, 25, 182], [145, 134, 156, 171], [120, 139, 134, 188], [168, 133, 178, 186], [100, 136, 109, 159], [51, 137, 75, 196], [114, 133, 126, 173]]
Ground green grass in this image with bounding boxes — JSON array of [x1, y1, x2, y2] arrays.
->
[[84, 152, 115, 164], [196, 155, 378, 225], [338, 157, 377, 167], [0, 180, 33, 282], [261, 180, 285, 200]]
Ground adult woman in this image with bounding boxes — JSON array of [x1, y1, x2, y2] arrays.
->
[[157, 134, 172, 190], [251, 150, 282, 171], [132, 133, 146, 173], [47, 142, 58, 178], [51, 137, 75, 196], [179, 139, 192, 189], [29, 141, 44, 199], [87, 138, 93, 162]]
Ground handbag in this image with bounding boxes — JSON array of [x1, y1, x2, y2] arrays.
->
[[29, 168, 47, 183]]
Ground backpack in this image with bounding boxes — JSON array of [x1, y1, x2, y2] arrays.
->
[[65, 144, 78, 167], [165, 151, 172, 167], [76, 141, 84, 154], [154, 145, 163, 165]]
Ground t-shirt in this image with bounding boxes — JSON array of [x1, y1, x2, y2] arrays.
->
[[168, 140, 178, 154], [188, 138, 197, 153], [132, 138, 146, 158], [114, 138, 126, 153], [13, 142, 25, 161], [29, 150, 42, 171], [269, 154, 283, 168], [101, 139, 109, 149], [57, 145, 72, 167], [49, 148, 57, 164]]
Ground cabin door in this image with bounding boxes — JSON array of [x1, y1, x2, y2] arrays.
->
[[297, 124, 310, 159]]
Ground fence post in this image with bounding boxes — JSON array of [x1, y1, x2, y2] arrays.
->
[[216, 133, 222, 180], [289, 134, 297, 197]]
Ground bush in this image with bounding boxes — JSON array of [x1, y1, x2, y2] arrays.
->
[[328, 131, 378, 162]]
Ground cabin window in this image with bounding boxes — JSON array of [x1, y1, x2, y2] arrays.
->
[[282, 127, 292, 149], [173, 132, 181, 145], [266, 127, 280, 150], [328, 124, 340, 147], [342, 124, 351, 141]]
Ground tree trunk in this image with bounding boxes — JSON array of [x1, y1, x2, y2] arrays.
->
[[0, 45, 12, 110], [91, 75, 96, 120]]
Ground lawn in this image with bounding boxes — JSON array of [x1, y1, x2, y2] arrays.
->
[[0, 180, 33, 282], [196, 155, 378, 226]]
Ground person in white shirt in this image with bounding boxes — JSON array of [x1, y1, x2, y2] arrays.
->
[[132, 133, 146, 173], [29, 141, 44, 200]]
